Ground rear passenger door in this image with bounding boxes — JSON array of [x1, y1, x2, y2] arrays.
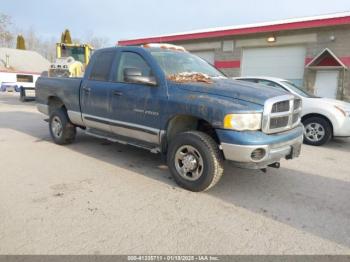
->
[[80, 50, 115, 132]]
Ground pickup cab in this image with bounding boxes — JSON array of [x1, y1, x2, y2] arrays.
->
[[36, 44, 304, 192]]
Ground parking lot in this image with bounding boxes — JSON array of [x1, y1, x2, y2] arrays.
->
[[0, 92, 350, 254]]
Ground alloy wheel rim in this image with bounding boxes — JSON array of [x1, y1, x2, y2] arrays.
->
[[174, 145, 204, 181], [304, 123, 325, 142], [51, 116, 63, 138]]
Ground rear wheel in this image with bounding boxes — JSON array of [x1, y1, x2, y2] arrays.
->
[[49, 108, 76, 145], [302, 117, 332, 146], [19, 87, 26, 102], [167, 131, 224, 192]]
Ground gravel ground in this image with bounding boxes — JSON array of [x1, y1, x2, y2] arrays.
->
[[0, 92, 350, 255]]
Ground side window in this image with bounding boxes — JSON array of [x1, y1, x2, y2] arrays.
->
[[257, 80, 286, 91], [89, 51, 115, 81], [241, 79, 258, 83], [116, 52, 152, 82], [16, 74, 33, 83], [257, 80, 272, 86]]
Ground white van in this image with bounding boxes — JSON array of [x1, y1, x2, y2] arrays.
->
[[0, 72, 40, 100]]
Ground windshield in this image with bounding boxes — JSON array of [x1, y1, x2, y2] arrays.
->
[[281, 81, 318, 98], [61, 46, 86, 63], [150, 50, 225, 78]]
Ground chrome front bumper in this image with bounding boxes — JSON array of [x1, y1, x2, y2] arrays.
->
[[221, 135, 303, 169]]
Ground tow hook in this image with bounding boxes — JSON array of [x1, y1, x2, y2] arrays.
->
[[261, 162, 281, 173], [268, 162, 281, 169]]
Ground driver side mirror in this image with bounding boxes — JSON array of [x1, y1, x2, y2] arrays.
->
[[124, 68, 157, 86]]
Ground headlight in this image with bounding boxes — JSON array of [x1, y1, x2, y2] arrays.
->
[[224, 113, 262, 131], [334, 106, 350, 117]]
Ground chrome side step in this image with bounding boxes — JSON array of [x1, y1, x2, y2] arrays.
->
[[85, 128, 160, 154]]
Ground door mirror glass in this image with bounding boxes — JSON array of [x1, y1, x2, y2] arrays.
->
[[116, 52, 157, 86], [124, 68, 157, 86]]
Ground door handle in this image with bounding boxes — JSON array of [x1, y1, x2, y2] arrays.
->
[[82, 86, 91, 93], [113, 91, 123, 96]]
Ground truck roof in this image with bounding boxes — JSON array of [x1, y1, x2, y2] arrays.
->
[[100, 44, 187, 54]]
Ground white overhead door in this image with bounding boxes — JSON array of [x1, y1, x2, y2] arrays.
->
[[314, 70, 339, 99], [242, 46, 306, 85], [191, 50, 215, 65]]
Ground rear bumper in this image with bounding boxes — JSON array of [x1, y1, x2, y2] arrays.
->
[[217, 125, 304, 169]]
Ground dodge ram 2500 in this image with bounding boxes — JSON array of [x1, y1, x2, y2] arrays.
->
[[36, 44, 303, 192]]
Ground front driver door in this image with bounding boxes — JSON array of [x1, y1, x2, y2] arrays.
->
[[108, 51, 166, 145]]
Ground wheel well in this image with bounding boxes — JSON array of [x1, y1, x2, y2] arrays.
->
[[165, 115, 219, 147], [301, 113, 333, 135], [48, 96, 66, 115]]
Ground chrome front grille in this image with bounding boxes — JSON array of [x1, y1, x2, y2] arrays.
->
[[262, 95, 302, 134], [294, 99, 302, 111], [292, 112, 300, 124], [270, 116, 289, 129], [272, 100, 290, 113]]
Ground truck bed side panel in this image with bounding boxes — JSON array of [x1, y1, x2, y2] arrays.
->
[[36, 77, 82, 113]]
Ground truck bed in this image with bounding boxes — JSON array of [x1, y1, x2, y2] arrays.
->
[[36, 77, 83, 113]]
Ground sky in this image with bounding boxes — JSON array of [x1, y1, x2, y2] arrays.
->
[[1, 0, 350, 46]]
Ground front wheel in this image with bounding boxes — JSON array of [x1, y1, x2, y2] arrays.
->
[[167, 131, 224, 192], [49, 108, 76, 145], [302, 117, 332, 146]]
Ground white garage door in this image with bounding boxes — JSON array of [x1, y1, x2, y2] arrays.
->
[[315, 70, 339, 99], [242, 46, 306, 85], [191, 50, 215, 65]]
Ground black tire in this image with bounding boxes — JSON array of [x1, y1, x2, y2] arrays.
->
[[167, 131, 224, 192], [19, 87, 26, 102], [302, 117, 332, 146], [49, 108, 76, 145]]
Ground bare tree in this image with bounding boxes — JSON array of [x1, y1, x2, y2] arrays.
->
[[0, 13, 14, 47], [71, 30, 109, 49], [21, 27, 56, 61], [0, 13, 110, 61], [86, 36, 109, 49], [83, 30, 109, 49]]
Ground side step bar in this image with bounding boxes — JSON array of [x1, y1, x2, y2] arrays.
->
[[85, 128, 161, 154]]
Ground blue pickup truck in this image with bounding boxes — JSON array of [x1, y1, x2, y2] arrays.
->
[[36, 44, 303, 192]]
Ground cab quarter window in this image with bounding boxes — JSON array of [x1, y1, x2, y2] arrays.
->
[[116, 52, 152, 82], [89, 51, 115, 81]]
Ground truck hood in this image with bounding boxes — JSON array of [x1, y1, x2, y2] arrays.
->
[[173, 78, 287, 105]]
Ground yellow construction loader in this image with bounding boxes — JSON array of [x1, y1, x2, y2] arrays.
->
[[48, 43, 93, 78]]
